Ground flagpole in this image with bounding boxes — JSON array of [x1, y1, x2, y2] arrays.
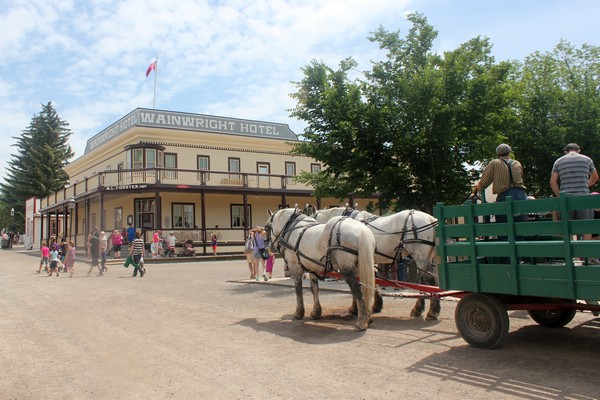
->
[[152, 57, 158, 109]]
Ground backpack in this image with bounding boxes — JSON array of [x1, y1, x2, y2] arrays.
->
[[244, 236, 254, 254]]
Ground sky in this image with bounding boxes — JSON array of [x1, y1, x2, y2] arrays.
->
[[0, 0, 598, 183]]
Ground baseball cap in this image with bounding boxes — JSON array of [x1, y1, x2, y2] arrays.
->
[[496, 144, 511, 156]]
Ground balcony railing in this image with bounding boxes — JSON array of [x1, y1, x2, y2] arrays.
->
[[40, 167, 308, 210]]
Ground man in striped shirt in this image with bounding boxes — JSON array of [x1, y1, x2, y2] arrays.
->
[[129, 231, 146, 277], [550, 143, 599, 239]]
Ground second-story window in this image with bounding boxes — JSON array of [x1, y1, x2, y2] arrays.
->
[[229, 157, 241, 180], [197, 155, 210, 182], [285, 161, 296, 185], [165, 153, 177, 179]]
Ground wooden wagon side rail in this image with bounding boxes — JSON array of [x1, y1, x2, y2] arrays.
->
[[434, 193, 600, 300]]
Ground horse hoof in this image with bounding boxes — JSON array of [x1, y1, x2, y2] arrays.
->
[[425, 313, 439, 321], [354, 324, 367, 332], [310, 313, 321, 320], [372, 306, 382, 314], [292, 315, 304, 321], [410, 310, 422, 317]]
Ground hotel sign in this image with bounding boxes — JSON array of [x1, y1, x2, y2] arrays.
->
[[105, 184, 149, 191], [85, 108, 298, 153]]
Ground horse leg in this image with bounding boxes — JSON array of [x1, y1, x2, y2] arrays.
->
[[348, 298, 357, 316], [410, 298, 425, 317], [342, 273, 370, 331], [291, 274, 305, 320], [309, 273, 322, 319], [426, 297, 441, 320], [373, 290, 383, 313]]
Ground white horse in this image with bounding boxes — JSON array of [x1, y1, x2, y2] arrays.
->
[[313, 206, 440, 320], [265, 208, 376, 331]]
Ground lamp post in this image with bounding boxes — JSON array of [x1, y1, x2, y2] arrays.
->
[[9, 208, 14, 248], [68, 198, 75, 242]]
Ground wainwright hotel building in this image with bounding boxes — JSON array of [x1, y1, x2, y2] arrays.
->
[[30, 108, 377, 254]]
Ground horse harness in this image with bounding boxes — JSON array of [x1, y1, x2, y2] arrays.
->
[[271, 210, 358, 280], [363, 210, 438, 263]]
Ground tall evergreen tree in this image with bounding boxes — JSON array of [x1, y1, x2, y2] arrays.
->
[[0, 102, 73, 232]]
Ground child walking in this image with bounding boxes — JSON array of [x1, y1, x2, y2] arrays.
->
[[48, 246, 60, 277], [37, 241, 50, 274], [265, 248, 275, 279], [63, 240, 76, 277]]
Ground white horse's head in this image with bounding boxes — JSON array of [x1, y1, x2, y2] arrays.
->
[[265, 207, 303, 242]]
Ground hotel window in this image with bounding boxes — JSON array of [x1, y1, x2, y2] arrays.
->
[[164, 153, 177, 180], [231, 204, 251, 228], [311, 163, 321, 173], [133, 149, 143, 169], [117, 163, 124, 183], [126, 144, 166, 170], [173, 203, 194, 228], [197, 155, 210, 182], [257, 162, 270, 187], [229, 157, 241, 180], [285, 161, 296, 185]]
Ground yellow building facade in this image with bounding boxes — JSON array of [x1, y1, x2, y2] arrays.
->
[[36, 108, 377, 254]]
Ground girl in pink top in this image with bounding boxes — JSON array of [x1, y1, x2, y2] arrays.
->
[[37, 241, 50, 273], [265, 248, 275, 279]]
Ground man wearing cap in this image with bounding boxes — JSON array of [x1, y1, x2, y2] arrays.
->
[[550, 143, 599, 239], [472, 144, 528, 212]]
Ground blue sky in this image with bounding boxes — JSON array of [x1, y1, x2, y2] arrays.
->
[[0, 0, 598, 183]]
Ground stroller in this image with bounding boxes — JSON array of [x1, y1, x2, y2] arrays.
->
[[178, 239, 196, 257]]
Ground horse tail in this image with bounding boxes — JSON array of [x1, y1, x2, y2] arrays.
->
[[358, 226, 376, 312]]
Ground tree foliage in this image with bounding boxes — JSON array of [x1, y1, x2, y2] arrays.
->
[[508, 41, 600, 197], [290, 13, 514, 212], [0, 102, 73, 232]]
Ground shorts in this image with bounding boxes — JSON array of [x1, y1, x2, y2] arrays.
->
[[113, 244, 122, 252], [569, 209, 594, 220], [50, 260, 58, 270], [41, 256, 49, 265], [246, 253, 254, 264]]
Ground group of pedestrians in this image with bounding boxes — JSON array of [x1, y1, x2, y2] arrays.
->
[[245, 226, 275, 282], [37, 237, 76, 278]]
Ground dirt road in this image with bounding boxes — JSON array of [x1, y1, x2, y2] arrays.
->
[[1, 249, 599, 399]]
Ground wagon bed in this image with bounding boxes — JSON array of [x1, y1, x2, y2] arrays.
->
[[432, 193, 600, 348]]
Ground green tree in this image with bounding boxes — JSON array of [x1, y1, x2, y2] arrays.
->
[[0, 102, 73, 232], [290, 13, 513, 212], [509, 41, 600, 197]]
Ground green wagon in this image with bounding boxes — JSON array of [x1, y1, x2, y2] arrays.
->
[[434, 193, 600, 349]]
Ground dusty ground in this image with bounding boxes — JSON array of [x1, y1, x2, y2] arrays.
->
[[1, 248, 600, 400]]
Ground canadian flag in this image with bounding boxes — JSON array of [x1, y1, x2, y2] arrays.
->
[[146, 60, 157, 77]]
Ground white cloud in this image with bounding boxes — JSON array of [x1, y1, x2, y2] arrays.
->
[[0, 0, 597, 184]]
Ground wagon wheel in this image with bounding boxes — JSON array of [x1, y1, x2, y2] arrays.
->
[[527, 299, 577, 328], [455, 293, 509, 350]]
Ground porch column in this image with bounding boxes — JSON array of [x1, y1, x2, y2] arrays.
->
[[200, 190, 207, 255], [243, 193, 249, 238], [99, 192, 104, 231], [155, 191, 162, 229]]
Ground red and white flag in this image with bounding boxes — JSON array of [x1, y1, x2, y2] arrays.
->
[[146, 60, 157, 77]]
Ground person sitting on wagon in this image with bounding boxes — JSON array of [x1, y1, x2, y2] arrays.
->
[[472, 143, 528, 226]]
